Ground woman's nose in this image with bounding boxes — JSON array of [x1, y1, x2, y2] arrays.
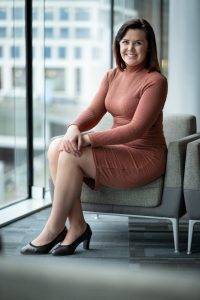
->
[[128, 42, 134, 51]]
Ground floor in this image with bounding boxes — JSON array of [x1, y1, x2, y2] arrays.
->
[[0, 207, 200, 273]]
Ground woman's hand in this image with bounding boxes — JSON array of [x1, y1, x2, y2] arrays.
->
[[60, 125, 82, 156]]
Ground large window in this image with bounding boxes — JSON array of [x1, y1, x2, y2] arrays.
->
[[0, 0, 28, 208]]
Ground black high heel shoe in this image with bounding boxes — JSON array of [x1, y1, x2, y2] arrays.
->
[[52, 223, 92, 256], [20, 227, 67, 255]]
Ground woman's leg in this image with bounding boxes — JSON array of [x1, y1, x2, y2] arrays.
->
[[32, 138, 96, 246]]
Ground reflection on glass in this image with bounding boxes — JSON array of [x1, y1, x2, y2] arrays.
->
[[0, 0, 28, 207]]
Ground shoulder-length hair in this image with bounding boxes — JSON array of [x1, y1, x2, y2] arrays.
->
[[113, 19, 161, 72]]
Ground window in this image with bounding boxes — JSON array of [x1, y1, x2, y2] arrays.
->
[[45, 68, 65, 92], [32, 27, 38, 38], [75, 8, 90, 21], [32, 7, 38, 20], [74, 47, 82, 59], [0, 46, 2, 58], [13, 7, 24, 20], [12, 67, 26, 88], [0, 27, 6, 38], [0, 8, 6, 19], [59, 8, 69, 20], [0, 0, 27, 208], [45, 8, 53, 20], [45, 27, 53, 38], [13, 27, 24, 38], [11, 46, 20, 58], [60, 28, 69, 38], [58, 47, 66, 59], [75, 28, 90, 38], [44, 46, 51, 58]]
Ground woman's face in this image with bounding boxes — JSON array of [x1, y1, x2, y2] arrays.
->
[[119, 29, 148, 68]]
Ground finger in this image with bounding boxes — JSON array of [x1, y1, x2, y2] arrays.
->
[[78, 135, 82, 151]]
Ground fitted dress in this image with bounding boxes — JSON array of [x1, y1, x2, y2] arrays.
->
[[73, 65, 168, 190]]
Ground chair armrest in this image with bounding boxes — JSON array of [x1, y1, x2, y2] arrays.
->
[[184, 139, 200, 190], [184, 138, 200, 219], [164, 133, 200, 188]]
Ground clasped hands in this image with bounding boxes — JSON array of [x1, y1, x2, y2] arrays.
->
[[59, 124, 91, 157]]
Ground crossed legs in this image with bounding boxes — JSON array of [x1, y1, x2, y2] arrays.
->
[[32, 137, 96, 246]]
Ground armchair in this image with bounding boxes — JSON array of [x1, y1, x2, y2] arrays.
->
[[49, 114, 199, 253], [184, 138, 200, 254]]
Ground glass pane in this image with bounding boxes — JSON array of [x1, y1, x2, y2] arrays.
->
[[32, 0, 45, 188], [0, 0, 28, 207], [32, 0, 111, 193]]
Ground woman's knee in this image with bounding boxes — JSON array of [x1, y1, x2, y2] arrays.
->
[[47, 138, 62, 162]]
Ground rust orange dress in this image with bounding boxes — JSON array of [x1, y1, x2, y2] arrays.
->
[[73, 65, 168, 190]]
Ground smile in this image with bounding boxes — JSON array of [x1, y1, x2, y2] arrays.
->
[[125, 53, 136, 58]]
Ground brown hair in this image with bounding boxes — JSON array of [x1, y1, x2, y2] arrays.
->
[[113, 19, 160, 72]]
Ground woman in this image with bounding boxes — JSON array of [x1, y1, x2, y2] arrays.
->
[[21, 19, 168, 256]]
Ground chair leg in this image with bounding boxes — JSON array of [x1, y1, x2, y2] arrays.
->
[[187, 220, 196, 255], [170, 218, 179, 253]]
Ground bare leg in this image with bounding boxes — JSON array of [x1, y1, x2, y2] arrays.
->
[[32, 138, 96, 246]]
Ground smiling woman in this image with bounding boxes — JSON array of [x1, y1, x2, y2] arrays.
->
[[21, 18, 168, 257]]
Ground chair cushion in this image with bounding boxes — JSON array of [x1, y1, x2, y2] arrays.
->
[[81, 176, 164, 208]]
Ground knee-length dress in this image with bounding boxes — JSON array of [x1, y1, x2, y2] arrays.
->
[[73, 65, 168, 190]]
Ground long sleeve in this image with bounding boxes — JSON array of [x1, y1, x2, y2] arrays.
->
[[88, 75, 168, 147]]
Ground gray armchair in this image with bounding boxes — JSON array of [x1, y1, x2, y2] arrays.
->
[[184, 138, 200, 254], [49, 114, 199, 253]]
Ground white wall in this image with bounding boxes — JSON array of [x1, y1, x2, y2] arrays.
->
[[165, 0, 200, 130]]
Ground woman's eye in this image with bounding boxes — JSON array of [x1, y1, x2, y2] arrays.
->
[[135, 41, 142, 46]]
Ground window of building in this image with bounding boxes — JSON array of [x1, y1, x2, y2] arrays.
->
[[32, 27, 38, 38], [0, 8, 6, 20], [58, 47, 66, 59], [74, 47, 82, 59], [60, 28, 69, 38], [59, 8, 69, 20], [13, 27, 24, 38], [11, 46, 20, 58], [0, 27, 6, 38], [32, 7, 38, 20], [44, 46, 51, 58], [45, 27, 53, 38], [75, 28, 90, 38], [12, 67, 26, 88], [13, 7, 24, 20], [75, 8, 90, 21], [45, 68, 65, 92], [0, 46, 2, 58], [45, 8, 53, 20]]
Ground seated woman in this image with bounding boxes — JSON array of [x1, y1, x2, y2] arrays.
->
[[21, 18, 168, 256]]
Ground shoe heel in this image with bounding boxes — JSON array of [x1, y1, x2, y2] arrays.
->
[[83, 235, 91, 250]]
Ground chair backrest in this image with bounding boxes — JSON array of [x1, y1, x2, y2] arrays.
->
[[163, 114, 196, 146]]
